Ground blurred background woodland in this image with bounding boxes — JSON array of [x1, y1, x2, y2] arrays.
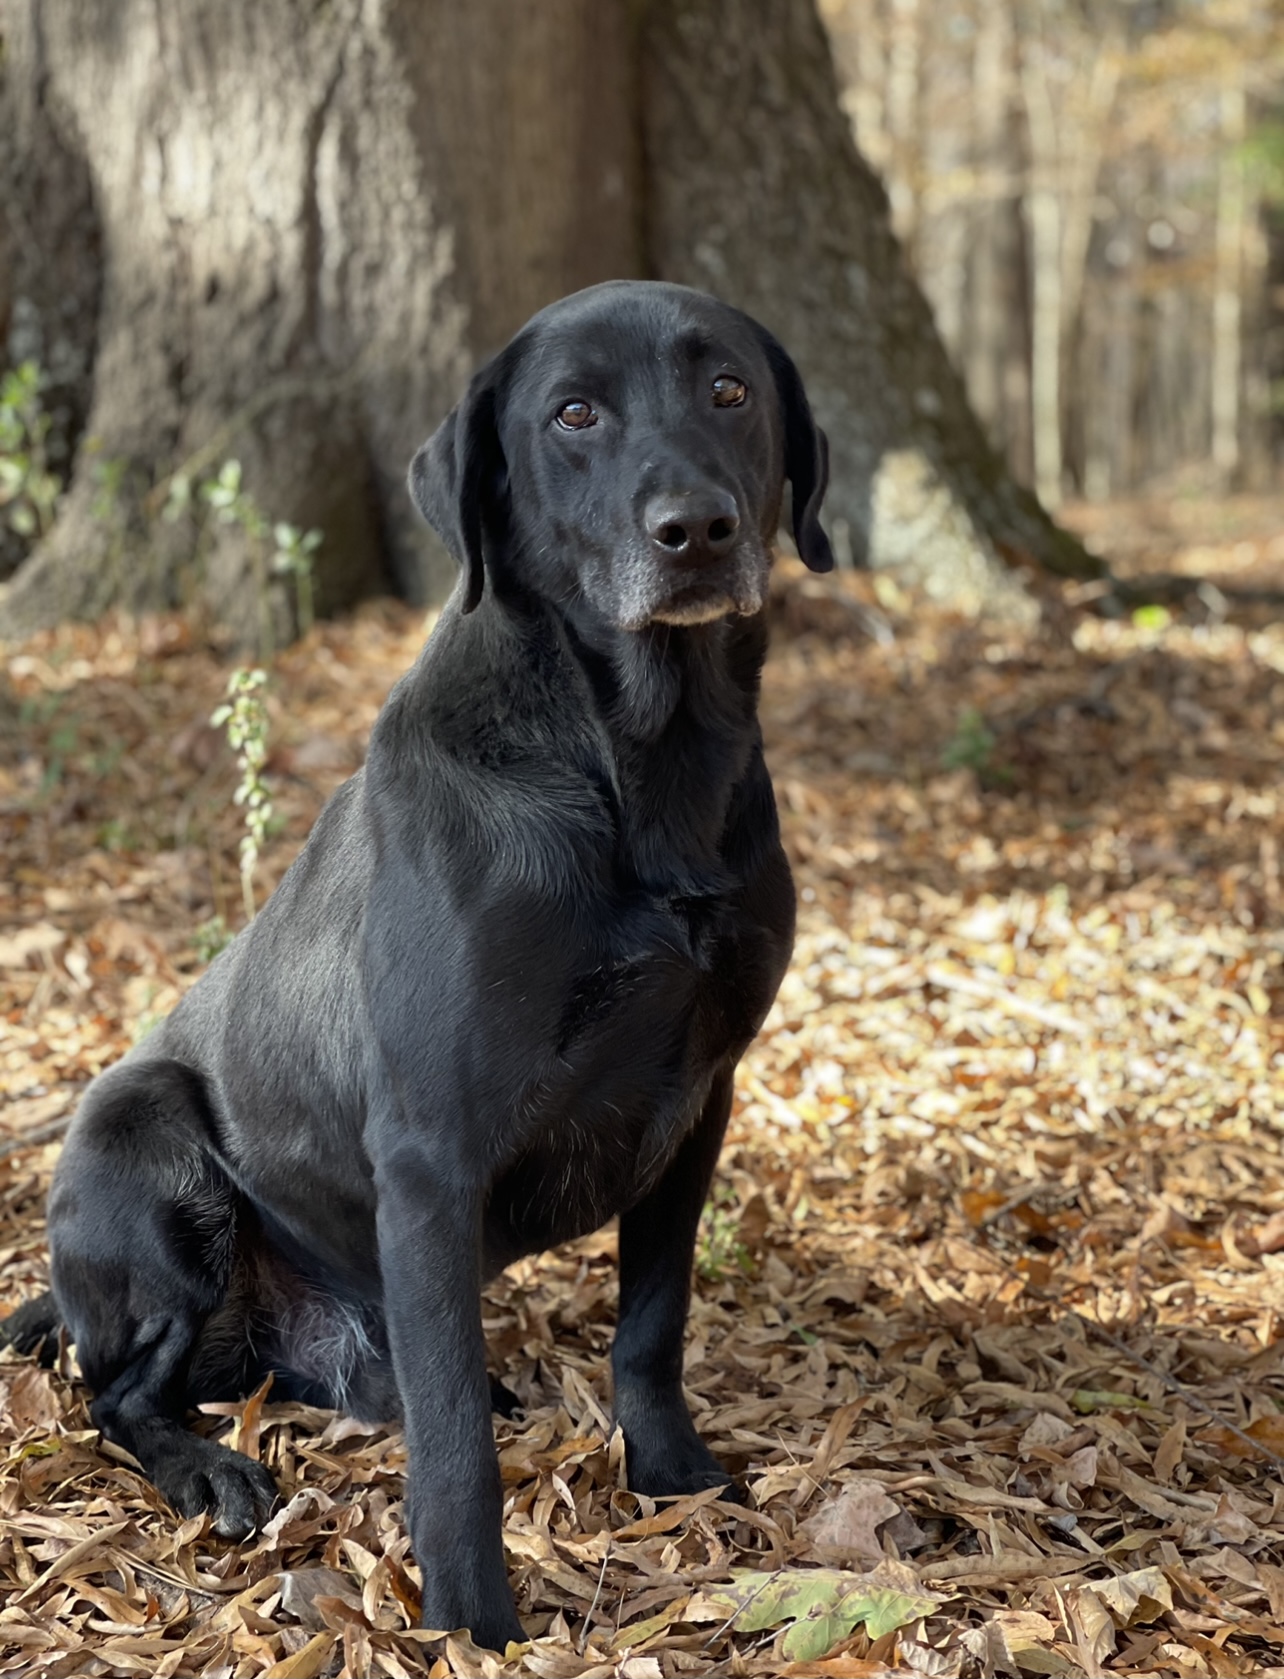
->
[[824, 0, 1284, 506]]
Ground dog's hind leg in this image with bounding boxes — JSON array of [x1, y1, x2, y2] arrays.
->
[[48, 1059, 277, 1537]]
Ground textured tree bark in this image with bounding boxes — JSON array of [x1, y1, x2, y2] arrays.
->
[[642, 0, 1098, 619], [3, 1, 390, 639], [0, 3, 102, 584], [0, 0, 1094, 641], [0, 0, 640, 639], [963, 6, 1012, 452]]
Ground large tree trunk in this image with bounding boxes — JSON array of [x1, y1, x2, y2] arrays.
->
[[0, 0, 639, 640], [0, 0, 1095, 643]]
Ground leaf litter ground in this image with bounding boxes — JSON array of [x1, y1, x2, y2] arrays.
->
[[3, 502, 1284, 1677]]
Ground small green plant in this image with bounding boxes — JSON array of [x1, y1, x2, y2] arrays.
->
[[696, 1199, 752, 1282], [1131, 603, 1172, 634], [271, 521, 322, 637], [211, 667, 274, 923], [193, 915, 235, 964], [942, 705, 1012, 787], [700, 1567, 939, 1662], [200, 457, 256, 529], [89, 450, 130, 526], [161, 470, 194, 524], [0, 361, 62, 538], [178, 460, 322, 653], [26, 707, 80, 796], [130, 991, 166, 1046], [98, 817, 137, 854]]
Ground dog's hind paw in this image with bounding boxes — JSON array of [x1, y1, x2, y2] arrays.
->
[[0, 1291, 62, 1365], [153, 1438, 279, 1539]]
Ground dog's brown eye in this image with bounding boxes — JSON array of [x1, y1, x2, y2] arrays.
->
[[712, 376, 747, 408], [556, 401, 596, 430]]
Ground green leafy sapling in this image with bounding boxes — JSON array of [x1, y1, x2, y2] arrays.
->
[[0, 361, 62, 538], [271, 522, 322, 637], [942, 705, 998, 776], [696, 1193, 753, 1282], [201, 458, 258, 532], [187, 460, 322, 647], [211, 667, 273, 923], [192, 915, 234, 965], [942, 704, 1013, 787]]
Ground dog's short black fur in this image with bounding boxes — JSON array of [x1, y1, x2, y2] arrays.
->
[[1, 281, 832, 1650]]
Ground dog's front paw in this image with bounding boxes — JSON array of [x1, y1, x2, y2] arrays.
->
[[153, 1438, 279, 1538], [420, 1591, 526, 1654], [624, 1431, 744, 1503]]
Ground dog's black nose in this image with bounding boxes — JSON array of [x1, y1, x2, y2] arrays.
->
[[645, 491, 740, 562]]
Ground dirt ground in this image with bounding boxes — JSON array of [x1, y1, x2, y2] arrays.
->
[[2, 498, 1284, 1677]]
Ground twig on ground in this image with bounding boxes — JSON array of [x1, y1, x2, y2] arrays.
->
[[976, 1219, 1284, 1474], [577, 1539, 612, 1656], [1068, 1307, 1284, 1473], [924, 964, 1088, 1038]]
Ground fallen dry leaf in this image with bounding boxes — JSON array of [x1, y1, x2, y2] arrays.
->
[[801, 1479, 902, 1562], [1, 1363, 64, 1431], [1094, 1566, 1174, 1626]]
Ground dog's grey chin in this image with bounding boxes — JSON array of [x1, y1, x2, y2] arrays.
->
[[643, 580, 767, 629], [649, 596, 740, 627], [611, 551, 769, 632]]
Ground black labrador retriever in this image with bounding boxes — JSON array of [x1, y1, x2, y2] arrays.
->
[[2, 280, 832, 1650]]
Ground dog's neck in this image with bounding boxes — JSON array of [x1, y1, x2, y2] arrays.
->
[[555, 605, 768, 883]]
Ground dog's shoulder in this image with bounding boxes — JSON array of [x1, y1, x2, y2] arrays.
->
[[360, 601, 615, 888]]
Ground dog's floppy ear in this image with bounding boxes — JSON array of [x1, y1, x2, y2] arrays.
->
[[408, 367, 504, 614], [759, 332, 834, 574]]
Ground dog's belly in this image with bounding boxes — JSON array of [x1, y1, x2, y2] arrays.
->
[[485, 1070, 711, 1266]]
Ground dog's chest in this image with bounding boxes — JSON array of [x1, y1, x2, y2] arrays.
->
[[557, 882, 726, 1034], [484, 881, 778, 1264]]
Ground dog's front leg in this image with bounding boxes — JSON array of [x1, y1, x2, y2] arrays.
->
[[374, 1153, 523, 1652], [612, 1067, 738, 1498]]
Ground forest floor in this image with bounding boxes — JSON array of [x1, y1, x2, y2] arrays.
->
[[2, 495, 1284, 1678]]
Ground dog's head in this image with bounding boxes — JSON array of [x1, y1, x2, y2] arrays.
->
[[409, 281, 832, 631]]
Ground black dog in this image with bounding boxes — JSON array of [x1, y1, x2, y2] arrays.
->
[[2, 281, 832, 1650]]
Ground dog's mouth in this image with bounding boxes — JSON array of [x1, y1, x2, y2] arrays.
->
[[641, 569, 767, 630], [650, 589, 743, 627], [608, 537, 771, 633]]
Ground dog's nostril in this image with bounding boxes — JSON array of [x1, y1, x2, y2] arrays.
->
[[646, 494, 739, 557]]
